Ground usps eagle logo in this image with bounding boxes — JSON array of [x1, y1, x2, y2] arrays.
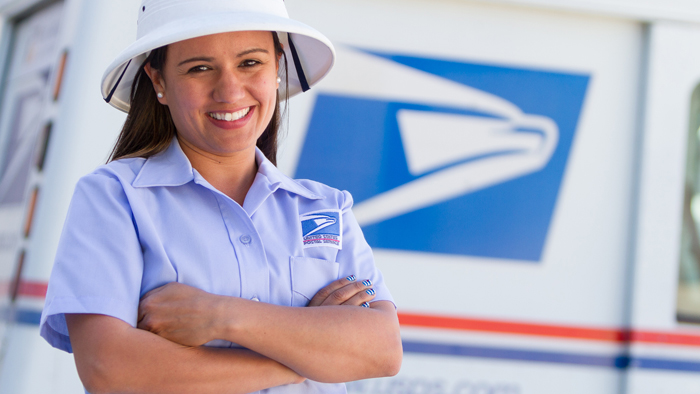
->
[[295, 47, 589, 262], [300, 210, 343, 249]]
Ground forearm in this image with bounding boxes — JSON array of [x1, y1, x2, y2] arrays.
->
[[220, 300, 402, 383], [66, 314, 302, 394]]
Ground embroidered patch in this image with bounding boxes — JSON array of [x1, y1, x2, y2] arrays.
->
[[300, 209, 342, 249]]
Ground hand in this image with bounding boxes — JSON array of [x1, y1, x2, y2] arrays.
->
[[138, 282, 226, 347], [307, 275, 376, 307]]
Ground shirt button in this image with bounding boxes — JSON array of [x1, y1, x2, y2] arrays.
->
[[239, 234, 252, 244], [251, 296, 259, 302]]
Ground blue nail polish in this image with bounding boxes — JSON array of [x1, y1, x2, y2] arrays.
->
[[362, 280, 372, 287], [361, 302, 370, 308], [346, 275, 356, 282], [366, 289, 375, 296]]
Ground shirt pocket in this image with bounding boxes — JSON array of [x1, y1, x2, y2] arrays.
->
[[290, 256, 340, 307]]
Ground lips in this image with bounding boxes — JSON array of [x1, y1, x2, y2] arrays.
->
[[205, 106, 256, 131], [208, 107, 251, 121]]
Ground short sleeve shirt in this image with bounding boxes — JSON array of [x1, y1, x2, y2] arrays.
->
[[39, 139, 394, 394]]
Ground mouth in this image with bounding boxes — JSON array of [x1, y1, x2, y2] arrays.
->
[[208, 107, 251, 122]]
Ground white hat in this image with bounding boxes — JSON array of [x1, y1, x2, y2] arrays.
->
[[101, 0, 335, 112]]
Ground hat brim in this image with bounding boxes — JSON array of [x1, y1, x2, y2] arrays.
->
[[101, 11, 335, 112]]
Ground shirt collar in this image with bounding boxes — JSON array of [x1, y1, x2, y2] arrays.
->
[[253, 146, 324, 200], [132, 138, 194, 187], [132, 138, 323, 200]]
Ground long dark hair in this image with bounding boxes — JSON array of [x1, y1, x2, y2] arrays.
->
[[109, 32, 288, 165]]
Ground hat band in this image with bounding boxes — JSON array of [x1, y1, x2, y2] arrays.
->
[[105, 59, 132, 104], [287, 34, 310, 92]]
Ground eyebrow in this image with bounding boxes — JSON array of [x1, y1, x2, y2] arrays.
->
[[236, 48, 269, 57], [177, 57, 214, 67], [177, 49, 270, 67]]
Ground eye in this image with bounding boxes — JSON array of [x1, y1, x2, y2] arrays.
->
[[240, 59, 262, 68], [187, 65, 211, 73]]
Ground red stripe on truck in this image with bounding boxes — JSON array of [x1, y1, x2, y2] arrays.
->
[[16, 280, 48, 298], [399, 312, 626, 342], [631, 331, 700, 347], [399, 312, 700, 347]]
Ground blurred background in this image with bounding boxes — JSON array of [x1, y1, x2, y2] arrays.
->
[[1, 0, 700, 393]]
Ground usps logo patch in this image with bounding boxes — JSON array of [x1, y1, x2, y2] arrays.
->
[[300, 210, 343, 249]]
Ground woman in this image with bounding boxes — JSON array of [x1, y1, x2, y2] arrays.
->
[[38, 1, 402, 393]]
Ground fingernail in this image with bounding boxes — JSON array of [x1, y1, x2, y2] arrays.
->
[[362, 280, 372, 287], [361, 302, 370, 308], [366, 289, 375, 296], [346, 275, 356, 282]]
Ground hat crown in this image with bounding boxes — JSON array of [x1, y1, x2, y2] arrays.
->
[[137, 0, 289, 39]]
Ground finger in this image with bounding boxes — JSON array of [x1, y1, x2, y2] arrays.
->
[[308, 275, 358, 307], [137, 315, 146, 330], [137, 313, 152, 331], [138, 287, 166, 324], [341, 287, 377, 307], [141, 284, 166, 301], [137, 299, 148, 324], [319, 279, 374, 307]]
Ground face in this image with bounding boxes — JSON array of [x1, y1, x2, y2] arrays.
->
[[145, 31, 280, 158]]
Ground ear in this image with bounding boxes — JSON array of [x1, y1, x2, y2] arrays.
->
[[276, 43, 283, 72], [276, 48, 282, 87], [144, 63, 167, 105]]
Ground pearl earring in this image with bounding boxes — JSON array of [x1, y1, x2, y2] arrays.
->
[[276, 77, 281, 84], [157, 92, 163, 98]]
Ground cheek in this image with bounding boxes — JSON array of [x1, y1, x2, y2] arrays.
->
[[252, 77, 278, 114], [172, 86, 208, 116], [252, 69, 278, 97], [257, 83, 277, 102], [166, 93, 207, 139]]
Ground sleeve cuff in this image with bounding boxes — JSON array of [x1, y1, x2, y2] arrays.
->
[[40, 296, 138, 353]]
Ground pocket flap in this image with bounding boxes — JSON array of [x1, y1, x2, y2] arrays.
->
[[290, 256, 340, 301]]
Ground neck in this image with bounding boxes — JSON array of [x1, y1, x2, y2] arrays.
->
[[177, 136, 258, 206]]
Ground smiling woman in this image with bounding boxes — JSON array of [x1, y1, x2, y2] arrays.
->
[[110, 31, 285, 169], [148, 32, 280, 159], [38, 1, 401, 393], [115, 31, 286, 205]]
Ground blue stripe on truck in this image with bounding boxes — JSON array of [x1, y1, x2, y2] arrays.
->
[[15, 309, 42, 326], [402, 340, 629, 368], [403, 340, 700, 373]]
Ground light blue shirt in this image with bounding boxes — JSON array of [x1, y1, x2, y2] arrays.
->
[[40, 139, 394, 393]]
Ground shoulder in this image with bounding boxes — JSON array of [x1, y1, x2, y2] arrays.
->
[[83, 157, 146, 185], [293, 178, 354, 211], [73, 157, 147, 197], [92, 157, 147, 183]]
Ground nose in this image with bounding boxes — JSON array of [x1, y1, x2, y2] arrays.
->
[[212, 69, 246, 103]]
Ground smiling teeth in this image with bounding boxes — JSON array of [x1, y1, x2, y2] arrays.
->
[[210, 107, 250, 121]]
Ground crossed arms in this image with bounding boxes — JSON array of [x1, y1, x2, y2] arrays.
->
[[66, 276, 402, 394]]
